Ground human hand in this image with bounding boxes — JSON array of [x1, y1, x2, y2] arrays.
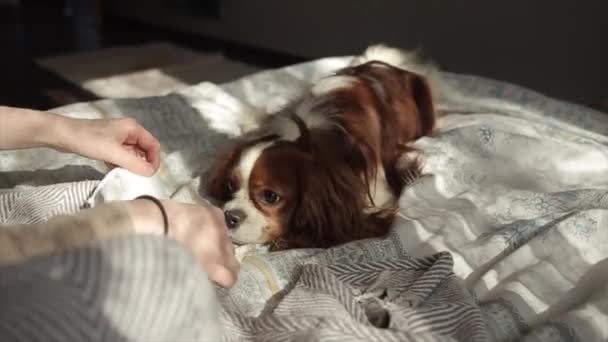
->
[[128, 199, 240, 288], [53, 116, 161, 176]]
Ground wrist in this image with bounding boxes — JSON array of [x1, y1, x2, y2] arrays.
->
[[42, 113, 74, 152], [31, 109, 73, 151], [125, 199, 167, 236]]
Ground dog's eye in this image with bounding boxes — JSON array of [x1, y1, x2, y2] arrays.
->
[[226, 179, 235, 193], [262, 190, 281, 205]]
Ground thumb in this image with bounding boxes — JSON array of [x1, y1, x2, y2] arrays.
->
[[107, 145, 156, 176]]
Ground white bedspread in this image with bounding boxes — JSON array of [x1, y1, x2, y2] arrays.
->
[[2, 55, 608, 341]]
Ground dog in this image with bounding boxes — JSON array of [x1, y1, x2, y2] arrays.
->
[[203, 45, 440, 250]]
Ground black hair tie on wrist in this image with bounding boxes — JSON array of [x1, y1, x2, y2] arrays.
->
[[135, 195, 169, 236]]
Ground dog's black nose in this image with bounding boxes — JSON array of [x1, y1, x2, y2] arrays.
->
[[224, 210, 246, 229]]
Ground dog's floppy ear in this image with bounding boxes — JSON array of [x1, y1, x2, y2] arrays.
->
[[279, 152, 392, 250], [285, 158, 365, 248]]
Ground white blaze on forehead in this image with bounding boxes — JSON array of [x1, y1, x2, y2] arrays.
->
[[224, 140, 275, 244], [238, 141, 274, 184], [224, 197, 268, 244], [311, 75, 358, 96]]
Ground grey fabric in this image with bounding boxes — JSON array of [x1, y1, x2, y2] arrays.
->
[[0, 235, 222, 342], [0, 181, 222, 341], [218, 252, 490, 341], [0, 181, 490, 342]]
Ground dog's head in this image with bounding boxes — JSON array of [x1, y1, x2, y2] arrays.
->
[[203, 59, 436, 250]]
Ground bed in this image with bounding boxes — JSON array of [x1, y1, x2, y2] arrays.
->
[[1, 54, 608, 341]]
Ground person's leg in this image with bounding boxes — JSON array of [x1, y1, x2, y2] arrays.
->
[[0, 235, 222, 342]]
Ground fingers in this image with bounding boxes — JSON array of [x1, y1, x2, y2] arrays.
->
[[106, 144, 156, 176], [210, 242, 240, 288], [199, 209, 240, 288], [166, 202, 240, 288], [205, 246, 240, 288], [124, 121, 161, 172]]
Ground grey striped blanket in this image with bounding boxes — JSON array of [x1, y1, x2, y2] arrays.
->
[[218, 252, 489, 341], [0, 181, 489, 341]]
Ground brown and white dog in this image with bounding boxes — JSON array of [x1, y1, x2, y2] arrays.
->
[[203, 45, 439, 250]]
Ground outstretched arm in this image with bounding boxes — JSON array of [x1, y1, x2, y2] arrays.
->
[[0, 105, 161, 176], [0, 105, 61, 150]]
